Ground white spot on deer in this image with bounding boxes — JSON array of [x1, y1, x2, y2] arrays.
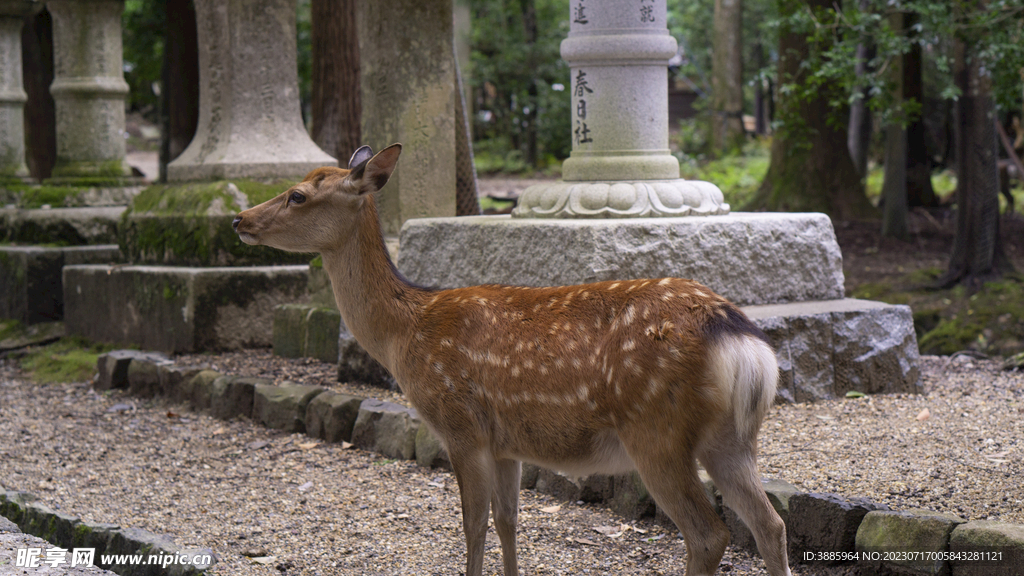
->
[[539, 365, 549, 375], [622, 305, 637, 326], [606, 367, 615, 386], [554, 358, 565, 370], [622, 339, 636, 352], [657, 356, 669, 369], [511, 365, 521, 378], [626, 284, 637, 292], [661, 292, 673, 301], [415, 332, 426, 342], [608, 282, 620, 290], [523, 358, 534, 370], [440, 338, 453, 348], [463, 318, 471, 327], [580, 290, 590, 299], [716, 307, 728, 318], [693, 289, 709, 299], [460, 369, 469, 379], [533, 303, 542, 313], [432, 361, 445, 374], [442, 375, 455, 391], [658, 278, 672, 286], [572, 357, 583, 370]]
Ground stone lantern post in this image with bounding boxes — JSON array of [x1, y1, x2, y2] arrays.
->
[[0, 0, 41, 181], [512, 0, 727, 218], [47, 0, 134, 182], [167, 0, 336, 181]]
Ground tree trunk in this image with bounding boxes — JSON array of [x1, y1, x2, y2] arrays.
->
[[750, 0, 874, 220], [159, 0, 199, 182], [311, 0, 360, 162], [21, 7, 56, 181], [847, 0, 873, 179], [711, 0, 744, 153], [881, 123, 909, 239], [940, 38, 1010, 287], [902, 12, 936, 208], [520, 0, 538, 166]]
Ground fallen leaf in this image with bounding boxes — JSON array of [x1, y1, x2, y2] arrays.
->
[[298, 442, 319, 450], [916, 408, 931, 421], [540, 505, 561, 514], [815, 415, 835, 421], [211, 426, 228, 435], [631, 526, 648, 534], [297, 481, 313, 492], [571, 537, 598, 546], [166, 411, 179, 418], [845, 391, 866, 399], [247, 440, 269, 450], [341, 441, 354, 449], [249, 556, 276, 565], [592, 526, 620, 536], [395, 513, 410, 519]]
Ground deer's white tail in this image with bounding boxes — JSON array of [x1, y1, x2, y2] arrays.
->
[[709, 334, 779, 442]]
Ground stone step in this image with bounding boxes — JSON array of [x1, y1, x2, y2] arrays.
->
[[63, 264, 309, 353], [0, 206, 125, 245], [745, 298, 920, 401], [0, 244, 122, 324]]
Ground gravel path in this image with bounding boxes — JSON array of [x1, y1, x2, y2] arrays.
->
[[1, 352, 1022, 576]]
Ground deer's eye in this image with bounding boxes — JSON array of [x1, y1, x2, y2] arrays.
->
[[289, 191, 306, 205]]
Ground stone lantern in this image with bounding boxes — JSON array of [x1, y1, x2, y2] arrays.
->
[[0, 0, 41, 181], [512, 0, 727, 218]]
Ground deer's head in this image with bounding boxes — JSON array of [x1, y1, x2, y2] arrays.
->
[[232, 144, 401, 253]]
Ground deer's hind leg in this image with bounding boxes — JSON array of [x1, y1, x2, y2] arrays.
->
[[622, 433, 729, 576], [698, 424, 791, 576]]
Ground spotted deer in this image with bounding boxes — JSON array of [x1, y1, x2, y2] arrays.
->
[[233, 144, 791, 576]]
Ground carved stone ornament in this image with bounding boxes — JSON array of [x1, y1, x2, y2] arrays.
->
[[513, 179, 729, 218]]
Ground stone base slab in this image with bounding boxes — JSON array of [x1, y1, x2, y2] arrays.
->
[[397, 212, 845, 306], [0, 244, 122, 324], [63, 264, 309, 353]]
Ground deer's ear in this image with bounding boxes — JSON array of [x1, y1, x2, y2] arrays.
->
[[348, 146, 373, 170], [348, 143, 402, 195]]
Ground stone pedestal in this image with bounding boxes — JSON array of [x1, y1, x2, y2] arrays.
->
[[167, 0, 335, 181], [358, 0, 457, 235], [397, 215, 921, 401], [0, 1, 40, 181], [47, 0, 134, 181], [512, 0, 727, 218]]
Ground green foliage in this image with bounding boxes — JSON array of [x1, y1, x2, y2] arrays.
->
[[667, 0, 778, 115], [678, 138, 771, 209], [123, 0, 166, 118], [469, 0, 572, 170], [19, 338, 117, 384], [768, 0, 1024, 134]]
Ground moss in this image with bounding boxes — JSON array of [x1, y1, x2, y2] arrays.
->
[[0, 319, 22, 341], [852, 269, 1024, 357], [119, 179, 307, 265], [18, 338, 118, 384]]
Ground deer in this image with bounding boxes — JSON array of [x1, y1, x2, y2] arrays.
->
[[232, 144, 791, 576]]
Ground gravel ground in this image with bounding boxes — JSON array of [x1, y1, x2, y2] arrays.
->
[[1, 352, 1022, 576]]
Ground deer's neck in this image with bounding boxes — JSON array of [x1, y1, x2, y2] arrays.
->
[[320, 198, 428, 374]]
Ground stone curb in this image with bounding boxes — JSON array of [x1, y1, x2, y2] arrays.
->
[[9, 350, 1023, 575], [0, 490, 214, 575]]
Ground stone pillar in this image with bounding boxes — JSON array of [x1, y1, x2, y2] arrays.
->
[[358, 0, 457, 236], [46, 0, 133, 181], [512, 0, 728, 218], [0, 1, 41, 180], [167, 0, 336, 181]]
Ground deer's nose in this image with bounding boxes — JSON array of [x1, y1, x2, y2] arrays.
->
[[232, 216, 242, 231]]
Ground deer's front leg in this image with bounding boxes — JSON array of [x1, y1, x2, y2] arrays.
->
[[450, 448, 496, 576], [491, 459, 522, 576]]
